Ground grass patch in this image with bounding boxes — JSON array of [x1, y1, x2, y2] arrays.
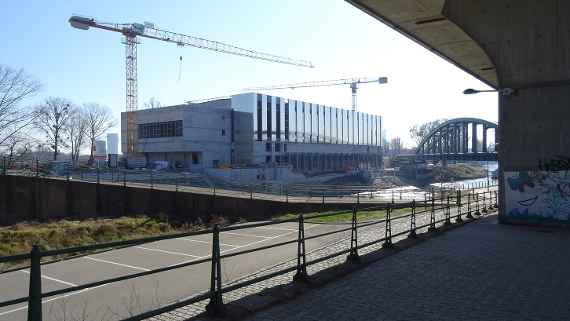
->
[[276, 206, 419, 223], [0, 216, 200, 271]]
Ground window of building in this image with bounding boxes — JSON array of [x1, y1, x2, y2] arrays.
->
[[283, 143, 287, 153], [275, 143, 281, 152], [256, 94, 262, 141], [221, 129, 226, 136], [138, 120, 183, 139], [265, 155, 271, 163], [266, 142, 272, 152], [192, 153, 200, 164], [266, 95, 272, 141]]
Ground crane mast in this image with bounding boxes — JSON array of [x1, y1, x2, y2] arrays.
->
[[69, 15, 314, 156], [244, 77, 387, 112]]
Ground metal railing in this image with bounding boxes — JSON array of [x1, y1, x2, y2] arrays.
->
[[0, 188, 499, 321], [4, 164, 499, 204]]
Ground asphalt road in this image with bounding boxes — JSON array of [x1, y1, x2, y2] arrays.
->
[[0, 221, 350, 321]]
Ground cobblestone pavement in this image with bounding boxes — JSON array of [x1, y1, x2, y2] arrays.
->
[[247, 214, 570, 321], [150, 199, 489, 320]]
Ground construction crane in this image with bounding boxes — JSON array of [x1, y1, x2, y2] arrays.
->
[[68, 15, 314, 156], [244, 76, 388, 112]]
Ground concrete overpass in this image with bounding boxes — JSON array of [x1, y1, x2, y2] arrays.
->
[[348, 0, 570, 226]]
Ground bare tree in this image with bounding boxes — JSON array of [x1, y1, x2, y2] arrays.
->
[[66, 106, 89, 166], [144, 97, 161, 109], [409, 119, 447, 147], [84, 103, 116, 164], [34, 97, 73, 160], [0, 65, 42, 146], [390, 137, 403, 155], [2, 132, 31, 166]]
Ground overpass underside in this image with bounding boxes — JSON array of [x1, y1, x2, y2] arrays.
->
[[348, 0, 570, 226]]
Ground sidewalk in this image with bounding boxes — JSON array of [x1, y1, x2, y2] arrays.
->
[[247, 214, 570, 321]]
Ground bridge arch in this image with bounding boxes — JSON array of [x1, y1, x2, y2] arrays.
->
[[416, 118, 497, 159]]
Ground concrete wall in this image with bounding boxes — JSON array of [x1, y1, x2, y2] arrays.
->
[[0, 175, 354, 225], [444, 0, 570, 225]]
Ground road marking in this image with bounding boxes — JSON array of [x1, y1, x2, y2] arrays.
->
[[221, 224, 319, 255], [0, 284, 106, 317], [181, 238, 238, 248], [135, 246, 201, 258], [84, 256, 150, 272], [221, 231, 273, 239], [19, 270, 77, 287], [255, 226, 297, 232]]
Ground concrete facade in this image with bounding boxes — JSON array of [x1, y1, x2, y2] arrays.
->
[[122, 93, 383, 174], [349, 0, 570, 225]]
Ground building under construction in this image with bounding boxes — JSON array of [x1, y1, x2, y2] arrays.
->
[[121, 93, 382, 173]]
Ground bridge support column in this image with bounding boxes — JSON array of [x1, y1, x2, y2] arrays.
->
[[463, 122, 469, 154], [472, 122, 478, 153], [482, 125, 488, 153]]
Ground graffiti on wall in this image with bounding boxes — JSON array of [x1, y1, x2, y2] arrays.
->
[[505, 168, 570, 222]]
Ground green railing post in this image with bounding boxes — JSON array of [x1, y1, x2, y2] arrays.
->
[[205, 225, 225, 316], [382, 204, 393, 248], [455, 190, 463, 223], [475, 192, 481, 216], [27, 245, 43, 321], [428, 196, 436, 232], [408, 200, 417, 238], [466, 192, 474, 219], [494, 190, 498, 208], [482, 191, 488, 214], [346, 206, 360, 263], [444, 195, 452, 226], [293, 214, 309, 283], [488, 190, 494, 210]]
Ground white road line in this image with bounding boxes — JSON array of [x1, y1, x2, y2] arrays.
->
[[19, 270, 78, 287], [220, 225, 319, 255], [135, 246, 201, 258], [181, 238, 238, 248], [0, 284, 106, 317], [255, 226, 297, 232], [221, 231, 273, 239], [84, 256, 150, 272]]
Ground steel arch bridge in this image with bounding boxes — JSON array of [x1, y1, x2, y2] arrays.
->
[[415, 118, 498, 161]]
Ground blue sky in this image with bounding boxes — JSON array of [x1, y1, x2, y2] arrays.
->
[[1, 0, 497, 147]]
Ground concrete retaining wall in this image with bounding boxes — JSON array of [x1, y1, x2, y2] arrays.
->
[[0, 175, 354, 225]]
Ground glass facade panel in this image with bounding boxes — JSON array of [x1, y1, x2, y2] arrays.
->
[[255, 94, 261, 141], [281, 99, 287, 141], [269, 96, 276, 141], [319, 105, 325, 143], [262, 95, 268, 141], [346, 110, 354, 144], [275, 97, 281, 142], [299, 102, 305, 143], [364, 114, 369, 145], [311, 104, 317, 143]]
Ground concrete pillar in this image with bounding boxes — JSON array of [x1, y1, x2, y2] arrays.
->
[[444, 1, 570, 225]]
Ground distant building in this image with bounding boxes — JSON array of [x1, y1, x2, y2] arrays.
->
[[121, 93, 382, 173], [106, 133, 119, 155]]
